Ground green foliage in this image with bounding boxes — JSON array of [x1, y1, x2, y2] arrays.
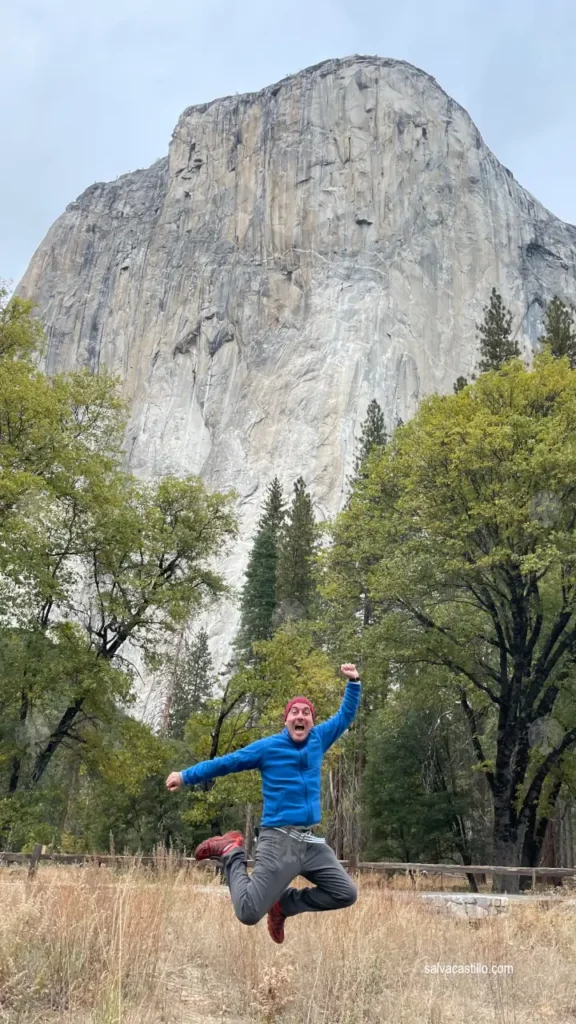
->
[[251, 621, 343, 718], [234, 478, 286, 660], [78, 716, 200, 853], [0, 468, 239, 800], [166, 628, 215, 740], [258, 476, 286, 534], [347, 399, 387, 490], [364, 711, 450, 862], [477, 288, 518, 372], [0, 786, 65, 851], [323, 356, 576, 867], [318, 407, 399, 672], [8, 285, 576, 867], [83, 473, 238, 657], [363, 685, 483, 862], [540, 296, 576, 367], [0, 296, 239, 850], [453, 375, 468, 393], [236, 527, 279, 653], [275, 477, 318, 624], [0, 290, 44, 359], [0, 301, 124, 540], [0, 714, 203, 854]]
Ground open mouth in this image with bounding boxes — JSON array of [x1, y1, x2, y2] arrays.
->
[[294, 724, 306, 734]]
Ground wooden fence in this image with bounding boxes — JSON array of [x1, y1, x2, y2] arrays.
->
[[2, 845, 576, 888]]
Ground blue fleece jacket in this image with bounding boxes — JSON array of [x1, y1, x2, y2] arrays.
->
[[181, 681, 361, 827]]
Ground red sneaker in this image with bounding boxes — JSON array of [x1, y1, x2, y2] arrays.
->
[[267, 901, 286, 944], [194, 831, 244, 861]]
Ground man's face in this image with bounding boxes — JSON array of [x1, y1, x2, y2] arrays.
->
[[285, 702, 314, 742]]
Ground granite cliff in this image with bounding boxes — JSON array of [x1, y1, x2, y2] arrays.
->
[[18, 55, 576, 670]]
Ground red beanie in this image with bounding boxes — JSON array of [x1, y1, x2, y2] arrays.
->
[[284, 696, 316, 722]]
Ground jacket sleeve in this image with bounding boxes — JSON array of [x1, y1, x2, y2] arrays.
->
[[314, 681, 362, 753], [180, 738, 266, 786]]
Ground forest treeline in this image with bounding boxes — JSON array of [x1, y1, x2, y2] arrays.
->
[[2, 285, 576, 891]]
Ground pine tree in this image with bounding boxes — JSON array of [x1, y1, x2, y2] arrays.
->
[[453, 376, 468, 394], [343, 401, 388, 627], [166, 628, 214, 740], [234, 477, 286, 659], [477, 288, 518, 373], [540, 296, 576, 368], [256, 476, 285, 533], [347, 399, 387, 490], [275, 477, 317, 624]]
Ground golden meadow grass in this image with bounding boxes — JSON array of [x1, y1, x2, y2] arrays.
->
[[0, 864, 575, 1023]]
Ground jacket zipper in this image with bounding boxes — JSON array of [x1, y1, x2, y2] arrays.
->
[[300, 750, 310, 822]]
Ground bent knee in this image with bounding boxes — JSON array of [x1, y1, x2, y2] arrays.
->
[[339, 882, 358, 908], [235, 905, 263, 926]]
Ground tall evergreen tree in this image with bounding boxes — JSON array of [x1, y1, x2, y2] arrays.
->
[[540, 296, 576, 367], [347, 399, 387, 491], [256, 476, 285, 533], [166, 628, 214, 740], [275, 477, 317, 623], [234, 477, 286, 659], [477, 288, 518, 372], [330, 400, 390, 855], [343, 399, 388, 625]]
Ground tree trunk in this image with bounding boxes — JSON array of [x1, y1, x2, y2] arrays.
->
[[492, 838, 523, 893], [519, 777, 563, 890], [30, 697, 84, 786], [62, 759, 80, 835], [537, 789, 568, 887], [8, 756, 22, 796], [539, 816, 562, 886], [330, 757, 345, 861], [560, 799, 576, 869], [8, 690, 29, 794], [209, 688, 246, 760], [492, 792, 522, 893], [465, 871, 479, 893], [337, 756, 345, 860]]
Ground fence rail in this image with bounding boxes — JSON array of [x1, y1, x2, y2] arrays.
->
[[2, 846, 576, 884], [350, 859, 576, 879]]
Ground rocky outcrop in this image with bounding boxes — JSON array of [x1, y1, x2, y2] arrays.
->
[[17, 55, 576, 670]]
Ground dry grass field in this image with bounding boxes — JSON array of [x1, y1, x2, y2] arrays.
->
[[1, 862, 575, 1024]]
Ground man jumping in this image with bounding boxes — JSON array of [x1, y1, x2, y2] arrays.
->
[[166, 664, 361, 943]]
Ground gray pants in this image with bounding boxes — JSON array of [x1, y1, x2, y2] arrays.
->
[[222, 827, 358, 926]]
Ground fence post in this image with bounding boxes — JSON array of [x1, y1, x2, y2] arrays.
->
[[28, 843, 43, 879]]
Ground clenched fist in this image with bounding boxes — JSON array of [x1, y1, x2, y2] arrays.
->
[[166, 771, 183, 792], [340, 663, 360, 680]]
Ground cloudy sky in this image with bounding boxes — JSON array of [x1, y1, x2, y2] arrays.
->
[[1, 0, 574, 286]]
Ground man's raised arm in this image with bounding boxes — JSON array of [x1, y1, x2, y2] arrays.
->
[[314, 663, 361, 753], [166, 738, 266, 792]]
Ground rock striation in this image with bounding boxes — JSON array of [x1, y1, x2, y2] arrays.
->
[[17, 55, 576, 670]]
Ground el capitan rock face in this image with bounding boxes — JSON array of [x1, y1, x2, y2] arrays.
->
[[18, 55, 576, 670]]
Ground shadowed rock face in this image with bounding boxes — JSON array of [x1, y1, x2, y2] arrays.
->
[[18, 55, 576, 671]]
